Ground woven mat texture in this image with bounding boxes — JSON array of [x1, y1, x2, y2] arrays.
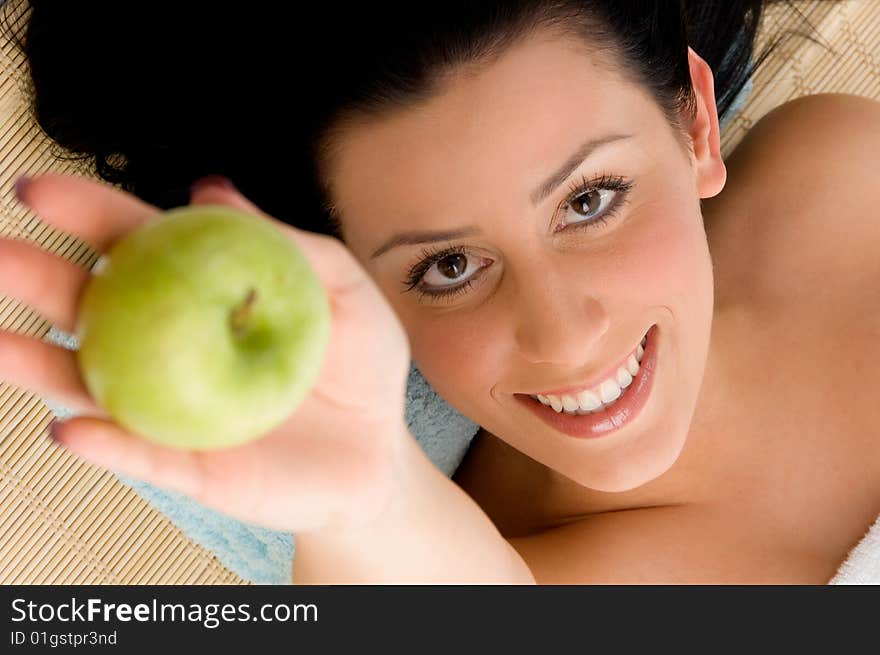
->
[[1, 0, 878, 584]]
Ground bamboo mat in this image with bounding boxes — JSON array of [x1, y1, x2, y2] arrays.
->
[[1, 1, 879, 585], [0, 1, 247, 585]]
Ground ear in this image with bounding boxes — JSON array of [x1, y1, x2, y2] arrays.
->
[[685, 47, 727, 199]]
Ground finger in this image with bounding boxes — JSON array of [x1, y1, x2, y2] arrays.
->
[[0, 237, 92, 332], [50, 416, 207, 500], [13, 172, 160, 253], [0, 330, 109, 418]]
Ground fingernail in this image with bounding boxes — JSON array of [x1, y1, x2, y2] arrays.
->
[[48, 418, 65, 443], [14, 175, 31, 203], [190, 175, 236, 195]]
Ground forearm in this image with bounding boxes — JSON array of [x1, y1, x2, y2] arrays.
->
[[291, 431, 536, 584]]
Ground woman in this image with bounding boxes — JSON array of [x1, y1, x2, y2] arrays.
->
[[2, 0, 879, 583]]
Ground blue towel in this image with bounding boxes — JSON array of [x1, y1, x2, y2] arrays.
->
[[718, 28, 754, 130], [39, 69, 752, 584], [41, 326, 479, 585]]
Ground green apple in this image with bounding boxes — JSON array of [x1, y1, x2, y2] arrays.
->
[[75, 204, 331, 450]]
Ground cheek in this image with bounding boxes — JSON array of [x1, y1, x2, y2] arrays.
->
[[405, 311, 504, 407], [616, 195, 712, 313], [383, 194, 711, 416]]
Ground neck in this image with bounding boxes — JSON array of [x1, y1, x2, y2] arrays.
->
[[534, 309, 735, 528]]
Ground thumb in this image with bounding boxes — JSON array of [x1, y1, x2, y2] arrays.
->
[[186, 175, 375, 302], [186, 175, 368, 295], [188, 175, 269, 217], [187, 175, 324, 248]]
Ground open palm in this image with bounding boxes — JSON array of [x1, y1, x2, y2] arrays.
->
[[1, 173, 412, 533]]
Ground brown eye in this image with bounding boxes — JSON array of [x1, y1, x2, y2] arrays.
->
[[573, 190, 603, 216], [437, 253, 467, 279], [561, 187, 617, 227], [420, 251, 489, 291]]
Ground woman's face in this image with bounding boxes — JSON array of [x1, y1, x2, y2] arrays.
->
[[322, 33, 726, 492]]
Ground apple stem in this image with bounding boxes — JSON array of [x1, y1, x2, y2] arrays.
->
[[230, 287, 258, 338]]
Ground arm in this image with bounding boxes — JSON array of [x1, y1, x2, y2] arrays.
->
[[5, 172, 530, 584], [291, 431, 537, 584]]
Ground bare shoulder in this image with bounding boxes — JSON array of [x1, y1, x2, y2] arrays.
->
[[705, 93, 880, 312], [720, 93, 880, 208]]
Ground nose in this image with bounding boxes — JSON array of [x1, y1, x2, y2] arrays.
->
[[513, 277, 610, 366]]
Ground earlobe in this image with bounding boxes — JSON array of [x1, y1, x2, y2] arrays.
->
[[686, 47, 727, 199]]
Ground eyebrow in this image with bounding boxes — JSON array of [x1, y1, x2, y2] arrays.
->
[[529, 133, 634, 206], [369, 227, 482, 259], [369, 132, 634, 260]]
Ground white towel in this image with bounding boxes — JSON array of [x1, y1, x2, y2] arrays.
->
[[829, 513, 880, 584]]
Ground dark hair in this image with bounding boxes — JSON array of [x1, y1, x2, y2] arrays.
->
[[2, 1, 777, 238]]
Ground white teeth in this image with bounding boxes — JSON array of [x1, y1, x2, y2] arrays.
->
[[599, 379, 622, 403], [575, 388, 602, 411], [530, 330, 651, 415], [641, 334, 647, 347], [626, 353, 640, 376], [616, 366, 633, 389], [561, 395, 580, 412]]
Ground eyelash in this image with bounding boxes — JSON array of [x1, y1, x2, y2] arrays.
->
[[402, 244, 477, 302], [402, 173, 634, 301], [558, 173, 633, 233]]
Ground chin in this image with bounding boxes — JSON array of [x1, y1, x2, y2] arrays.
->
[[565, 422, 691, 493], [575, 329, 708, 494]]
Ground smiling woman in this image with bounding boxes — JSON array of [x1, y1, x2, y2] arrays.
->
[[3, 0, 880, 585], [325, 23, 725, 500]]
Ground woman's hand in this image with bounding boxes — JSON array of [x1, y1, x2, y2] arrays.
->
[[2, 173, 412, 533]]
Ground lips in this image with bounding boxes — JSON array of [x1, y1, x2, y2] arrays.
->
[[514, 324, 659, 439], [528, 327, 652, 399]]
